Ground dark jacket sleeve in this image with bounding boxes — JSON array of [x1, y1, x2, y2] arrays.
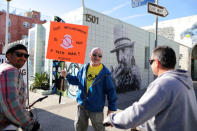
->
[[66, 66, 84, 85], [105, 72, 117, 111]]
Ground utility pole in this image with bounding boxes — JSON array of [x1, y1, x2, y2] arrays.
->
[[5, 0, 12, 45], [82, 0, 85, 8], [155, 0, 158, 48]]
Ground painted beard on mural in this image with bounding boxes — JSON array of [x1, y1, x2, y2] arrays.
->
[[111, 54, 141, 93]]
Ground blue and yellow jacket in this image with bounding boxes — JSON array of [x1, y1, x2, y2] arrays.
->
[[66, 63, 117, 112]]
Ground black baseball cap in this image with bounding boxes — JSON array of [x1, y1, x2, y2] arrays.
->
[[5, 43, 27, 55]]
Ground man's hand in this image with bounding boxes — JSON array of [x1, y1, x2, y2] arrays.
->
[[107, 110, 114, 116], [61, 70, 67, 78], [103, 116, 112, 127]]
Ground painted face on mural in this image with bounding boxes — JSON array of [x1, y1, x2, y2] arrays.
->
[[117, 47, 134, 66], [90, 48, 102, 66]]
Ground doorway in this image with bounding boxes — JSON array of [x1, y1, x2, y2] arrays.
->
[[191, 45, 197, 80]]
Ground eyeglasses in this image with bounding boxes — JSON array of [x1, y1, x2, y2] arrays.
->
[[93, 53, 102, 58], [149, 59, 155, 65], [14, 51, 29, 58]]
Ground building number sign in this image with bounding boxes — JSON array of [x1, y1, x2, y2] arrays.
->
[[85, 14, 99, 24]]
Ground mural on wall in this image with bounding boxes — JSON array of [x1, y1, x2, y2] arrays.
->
[[180, 22, 197, 46], [110, 25, 141, 93]]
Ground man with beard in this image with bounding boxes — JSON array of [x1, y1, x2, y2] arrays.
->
[[61, 47, 117, 131], [0, 43, 40, 130], [104, 46, 197, 131], [111, 25, 141, 92]]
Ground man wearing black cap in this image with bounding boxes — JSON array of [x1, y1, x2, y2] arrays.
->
[[0, 43, 40, 130]]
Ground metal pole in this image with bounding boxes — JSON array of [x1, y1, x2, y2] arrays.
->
[[5, 0, 10, 45], [155, 0, 158, 48], [82, 0, 85, 8]]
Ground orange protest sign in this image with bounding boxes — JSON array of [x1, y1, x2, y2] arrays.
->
[[46, 21, 88, 64]]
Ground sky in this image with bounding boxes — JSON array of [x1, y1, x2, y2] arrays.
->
[[0, 0, 197, 27]]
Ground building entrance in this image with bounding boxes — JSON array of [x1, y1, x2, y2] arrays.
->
[[191, 45, 197, 80]]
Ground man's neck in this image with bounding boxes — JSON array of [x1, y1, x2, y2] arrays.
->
[[90, 62, 101, 67], [158, 68, 174, 76]]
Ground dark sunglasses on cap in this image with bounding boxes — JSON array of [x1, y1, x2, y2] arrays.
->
[[93, 53, 102, 58], [14, 51, 29, 58], [149, 59, 155, 65]]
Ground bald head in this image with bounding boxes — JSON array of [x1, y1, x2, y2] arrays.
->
[[90, 47, 102, 55], [89, 47, 103, 66]]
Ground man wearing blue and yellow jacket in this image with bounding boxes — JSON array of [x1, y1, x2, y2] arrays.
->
[[61, 47, 117, 131]]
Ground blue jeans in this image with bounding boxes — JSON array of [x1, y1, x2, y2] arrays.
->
[[74, 105, 105, 131]]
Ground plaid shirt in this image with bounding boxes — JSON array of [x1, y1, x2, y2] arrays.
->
[[0, 62, 33, 129]]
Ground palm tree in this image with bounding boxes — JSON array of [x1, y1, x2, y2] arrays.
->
[[30, 72, 50, 91]]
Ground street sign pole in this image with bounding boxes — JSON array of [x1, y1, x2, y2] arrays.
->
[[155, 0, 158, 48], [148, 1, 168, 47], [5, 0, 10, 45]]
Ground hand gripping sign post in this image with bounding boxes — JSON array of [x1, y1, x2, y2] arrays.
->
[[46, 21, 88, 103]]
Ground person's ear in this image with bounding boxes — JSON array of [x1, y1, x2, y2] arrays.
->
[[155, 59, 160, 68], [6, 54, 8, 58], [6, 53, 11, 60]]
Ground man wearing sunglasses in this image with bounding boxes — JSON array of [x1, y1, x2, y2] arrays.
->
[[0, 43, 40, 131], [104, 46, 197, 131], [61, 47, 117, 131]]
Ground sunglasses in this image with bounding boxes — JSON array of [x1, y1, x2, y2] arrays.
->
[[14, 51, 29, 58], [149, 59, 155, 65], [93, 53, 102, 58]]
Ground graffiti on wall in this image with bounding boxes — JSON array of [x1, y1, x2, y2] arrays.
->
[[110, 25, 141, 93], [66, 63, 80, 98], [52, 60, 80, 98], [52, 61, 66, 93]]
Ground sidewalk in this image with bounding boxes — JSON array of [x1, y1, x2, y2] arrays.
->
[[29, 89, 145, 131]]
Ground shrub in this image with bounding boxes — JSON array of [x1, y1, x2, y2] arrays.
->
[[30, 72, 50, 91]]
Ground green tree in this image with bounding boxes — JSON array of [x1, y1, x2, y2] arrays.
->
[[30, 72, 50, 90]]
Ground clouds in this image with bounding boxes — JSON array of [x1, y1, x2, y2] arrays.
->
[[121, 14, 149, 20], [102, 1, 130, 15], [102, 1, 148, 21]]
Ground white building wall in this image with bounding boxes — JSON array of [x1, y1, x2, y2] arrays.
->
[[142, 15, 197, 48], [68, 7, 180, 89], [28, 27, 36, 81], [34, 25, 46, 74], [29, 7, 182, 90], [142, 15, 197, 72]]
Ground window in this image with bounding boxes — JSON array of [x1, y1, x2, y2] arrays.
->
[[8, 33, 11, 42], [32, 24, 35, 27], [23, 22, 30, 28], [144, 46, 150, 69], [22, 35, 28, 39], [33, 15, 38, 18], [8, 19, 11, 26]]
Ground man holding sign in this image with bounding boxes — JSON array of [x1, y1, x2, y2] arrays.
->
[[61, 47, 117, 131]]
